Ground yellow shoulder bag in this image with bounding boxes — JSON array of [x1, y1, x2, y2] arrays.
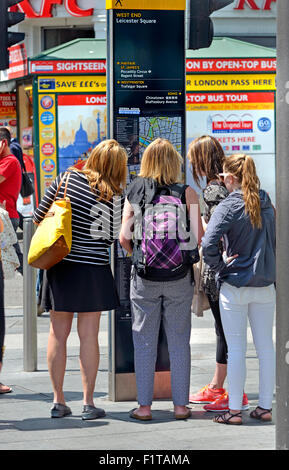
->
[[28, 172, 72, 270]]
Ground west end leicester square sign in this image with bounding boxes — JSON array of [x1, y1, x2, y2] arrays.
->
[[10, 0, 277, 18]]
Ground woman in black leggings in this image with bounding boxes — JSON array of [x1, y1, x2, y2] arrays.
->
[[187, 136, 248, 412]]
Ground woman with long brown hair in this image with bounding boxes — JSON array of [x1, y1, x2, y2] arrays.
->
[[34, 139, 127, 420], [187, 136, 229, 408], [202, 154, 276, 425]]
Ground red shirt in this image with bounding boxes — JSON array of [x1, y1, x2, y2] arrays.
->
[[0, 154, 22, 219]]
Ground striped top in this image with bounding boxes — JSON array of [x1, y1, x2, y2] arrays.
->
[[33, 170, 123, 265]]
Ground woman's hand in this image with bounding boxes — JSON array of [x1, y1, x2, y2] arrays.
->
[[223, 252, 239, 264]]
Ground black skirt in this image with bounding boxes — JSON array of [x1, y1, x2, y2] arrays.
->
[[41, 260, 120, 313]]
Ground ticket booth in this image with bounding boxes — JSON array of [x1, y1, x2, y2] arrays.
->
[[185, 37, 276, 203], [29, 39, 107, 196]]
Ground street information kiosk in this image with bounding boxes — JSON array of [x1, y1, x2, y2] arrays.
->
[[107, 0, 186, 401]]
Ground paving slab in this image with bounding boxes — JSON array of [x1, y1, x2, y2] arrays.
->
[[0, 274, 276, 451]]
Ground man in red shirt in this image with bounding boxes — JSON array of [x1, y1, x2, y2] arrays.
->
[[0, 128, 23, 274]]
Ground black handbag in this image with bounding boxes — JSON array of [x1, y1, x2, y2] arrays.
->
[[20, 168, 34, 198]]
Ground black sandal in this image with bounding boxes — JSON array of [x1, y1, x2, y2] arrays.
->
[[250, 406, 272, 422], [213, 411, 242, 425]]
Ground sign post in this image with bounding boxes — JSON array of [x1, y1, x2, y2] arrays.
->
[[106, 0, 186, 401], [276, 0, 289, 451]]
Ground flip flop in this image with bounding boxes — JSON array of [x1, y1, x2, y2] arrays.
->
[[175, 407, 192, 420], [0, 383, 12, 394], [129, 408, 152, 421]]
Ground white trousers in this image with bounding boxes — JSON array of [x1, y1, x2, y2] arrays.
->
[[219, 282, 276, 411]]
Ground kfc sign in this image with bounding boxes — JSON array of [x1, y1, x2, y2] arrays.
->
[[10, 0, 94, 18], [234, 0, 276, 10]]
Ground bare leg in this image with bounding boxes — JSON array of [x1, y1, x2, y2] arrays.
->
[[77, 312, 101, 406], [47, 311, 74, 405], [209, 363, 227, 389]]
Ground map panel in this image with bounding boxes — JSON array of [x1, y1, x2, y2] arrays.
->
[[139, 116, 183, 156]]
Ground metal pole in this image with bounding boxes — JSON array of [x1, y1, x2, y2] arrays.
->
[[23, 218, 37, 372], [276, 0, 289, 450]]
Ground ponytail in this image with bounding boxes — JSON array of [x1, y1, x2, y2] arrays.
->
[[224, 154, 262, 229], [241, 156, 262, 229]]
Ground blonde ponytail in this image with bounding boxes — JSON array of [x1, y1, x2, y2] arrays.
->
[[223, 154, 262, 229], [241, 156, 262, 229]]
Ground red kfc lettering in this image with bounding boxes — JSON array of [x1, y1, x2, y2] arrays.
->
[[263, 0, 276, 10], [41, 0, 62, 17], [10, 0, 94, 18], [234, 0, 260, 9], [65, 0, 94, 16], [10, 0, 39, 17]]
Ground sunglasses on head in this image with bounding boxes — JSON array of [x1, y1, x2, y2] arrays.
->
[[218, 173, 228, 182]]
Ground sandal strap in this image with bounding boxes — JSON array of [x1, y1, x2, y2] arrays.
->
[[257, 406, 272, 412], [216, 411, 242, 423], [253, 407, 272, 417]]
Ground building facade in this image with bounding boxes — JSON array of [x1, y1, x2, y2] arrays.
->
[[7, 0, 276, 59]]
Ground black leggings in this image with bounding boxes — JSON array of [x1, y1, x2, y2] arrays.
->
[[208, 296, 228, 365]]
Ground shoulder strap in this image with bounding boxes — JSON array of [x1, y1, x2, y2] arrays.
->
[[169, 183, 188, 202], [54, 172, 71, 201]]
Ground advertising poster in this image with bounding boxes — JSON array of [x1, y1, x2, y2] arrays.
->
[[36, 73, 107, 196], [0, 93, 17, 136], [57, 94, 107, 172], [186, 91, 276, 202], [38, 93, 57, 194]]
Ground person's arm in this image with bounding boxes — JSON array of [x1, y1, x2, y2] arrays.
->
[[33, 174, 63, 225], [0, 176, 5, 184], [202, 202, 234, 272], [185, 186, 204, 245], [119, 198, 135, 254]]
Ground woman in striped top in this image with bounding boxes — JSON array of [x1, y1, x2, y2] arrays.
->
[[33, 139, 127, 420]]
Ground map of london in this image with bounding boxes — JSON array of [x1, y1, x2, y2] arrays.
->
[[139, 116, 182, 155]]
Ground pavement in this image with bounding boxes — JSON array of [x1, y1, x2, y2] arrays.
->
[[0, 261, 276, 451]]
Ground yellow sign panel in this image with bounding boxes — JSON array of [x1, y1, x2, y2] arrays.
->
[[186, 74, 276, 92], [38, 76, 107, 93], [106, 0, 186, 10], [38, 94, 57, 196]]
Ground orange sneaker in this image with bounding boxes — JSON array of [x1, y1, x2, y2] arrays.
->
[[203, 392, 250, 412], [189, 385, 225, 404]]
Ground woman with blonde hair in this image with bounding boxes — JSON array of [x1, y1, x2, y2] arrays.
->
[[202, 154, 276, 425], [120, 138, 203, 420], [34, 139, 127, 420]]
